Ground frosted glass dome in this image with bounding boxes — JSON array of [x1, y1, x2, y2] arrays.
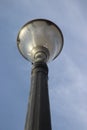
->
[[17, 19, 64, 63]]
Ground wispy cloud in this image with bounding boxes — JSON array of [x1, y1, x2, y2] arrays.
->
[[50, 52, 87, 129]]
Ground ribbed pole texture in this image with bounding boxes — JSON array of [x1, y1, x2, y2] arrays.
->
[[24, 62, 52, 130]]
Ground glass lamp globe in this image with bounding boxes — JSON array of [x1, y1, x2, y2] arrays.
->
[[17, 19, 64, 63]]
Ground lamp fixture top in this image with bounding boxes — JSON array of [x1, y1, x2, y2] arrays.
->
[[17, 19, 64, 63]]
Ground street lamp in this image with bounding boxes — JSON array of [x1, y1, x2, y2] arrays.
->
[[17, 19, 64, 130]]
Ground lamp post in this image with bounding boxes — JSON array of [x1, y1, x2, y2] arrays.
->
[[17, 19, 64, 130]]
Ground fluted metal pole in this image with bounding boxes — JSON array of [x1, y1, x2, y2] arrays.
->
[[25, 62, 52, 130]]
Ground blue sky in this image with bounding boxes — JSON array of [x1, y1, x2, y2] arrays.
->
[[0, 0, 87, 130]]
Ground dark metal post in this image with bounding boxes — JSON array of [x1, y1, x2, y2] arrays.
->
[[25, 62, 52, 130]]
